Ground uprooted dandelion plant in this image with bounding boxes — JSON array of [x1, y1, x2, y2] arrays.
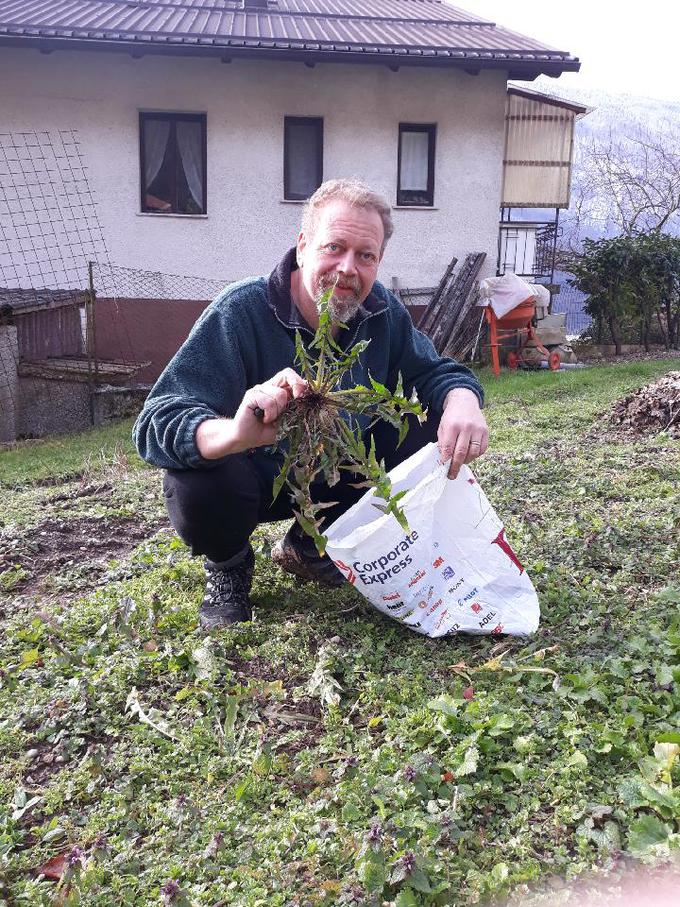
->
[[272, 285, 426, 553]]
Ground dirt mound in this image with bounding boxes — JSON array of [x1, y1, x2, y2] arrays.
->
[[610, 372, 680, 437]]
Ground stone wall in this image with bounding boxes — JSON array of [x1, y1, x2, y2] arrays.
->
[[18, 376, 91, 438]]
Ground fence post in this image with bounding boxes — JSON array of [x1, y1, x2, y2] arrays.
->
[[0, 323, 19, 442], [84, 261, 99, 425]]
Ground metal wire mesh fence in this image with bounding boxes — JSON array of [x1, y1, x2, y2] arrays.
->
[[0, 130, 230, 443], [0, 130, 106, 291], [88, 261, 229, 387], [1, 130, 104, 441]]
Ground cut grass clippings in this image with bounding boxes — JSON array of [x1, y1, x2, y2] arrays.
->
[[0, 360, 679, 905]]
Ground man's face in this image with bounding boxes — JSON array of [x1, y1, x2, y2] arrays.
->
[[297, 199, 384, 323]]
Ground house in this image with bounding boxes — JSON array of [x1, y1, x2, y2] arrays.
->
[[0, 0, 583, 432], [0, 0, 580, 281]]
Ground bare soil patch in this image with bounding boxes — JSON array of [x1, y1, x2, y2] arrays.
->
[[0, 513, 167, 596], [609, 371, 680, 438]]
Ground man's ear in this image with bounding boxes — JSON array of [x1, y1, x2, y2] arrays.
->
[[296, 231, 306, 267]]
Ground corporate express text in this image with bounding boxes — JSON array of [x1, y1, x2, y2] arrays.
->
[[352, 531, 419, 585]]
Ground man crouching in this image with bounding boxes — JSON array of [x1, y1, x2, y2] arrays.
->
[[133, 179, 487, 629]]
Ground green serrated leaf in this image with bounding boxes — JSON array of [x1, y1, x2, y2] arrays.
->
[[489, 862, 509, 887], [427, 694, 461, 716], [627, 814, 671, 856]]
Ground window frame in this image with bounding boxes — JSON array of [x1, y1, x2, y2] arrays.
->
[[139, 111, 208, 215], [283, 116, 324, 201], [397, 122, 437, 207]]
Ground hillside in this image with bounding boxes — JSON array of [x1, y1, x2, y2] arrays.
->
[[511, 79, 680, 242], [515, 78, 680, 135]]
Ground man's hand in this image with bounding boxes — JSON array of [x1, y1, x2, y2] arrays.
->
[[438, 387, 489, 479], [196, 368, 308, 459]]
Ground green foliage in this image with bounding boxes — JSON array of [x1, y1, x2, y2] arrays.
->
[[274, 286, 424, 552], [1, 363, 680, 904], [570, 233, 680, 350], [0, 565, 29, 592]]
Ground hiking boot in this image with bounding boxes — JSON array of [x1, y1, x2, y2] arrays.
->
[[271, 523, 345, 588], [199, 546, 255, 630]]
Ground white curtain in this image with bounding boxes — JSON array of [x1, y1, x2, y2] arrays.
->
[[400, 131, 429, 191], [177, 120, 204, 210], [144, 119, 170, 189]]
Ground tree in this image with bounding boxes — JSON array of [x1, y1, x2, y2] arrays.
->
[[632, 233, 680, 349], [563, 121, 680, 250], [569, 234, 680, 353], [570, 237, 637, 355]]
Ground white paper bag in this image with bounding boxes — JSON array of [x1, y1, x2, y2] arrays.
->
[[325, 443, 539, 638]]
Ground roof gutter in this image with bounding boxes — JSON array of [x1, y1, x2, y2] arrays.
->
[[0, 33, 580, 78]]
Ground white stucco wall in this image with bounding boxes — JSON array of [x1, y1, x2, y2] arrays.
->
[[1, 47, 507, 290]]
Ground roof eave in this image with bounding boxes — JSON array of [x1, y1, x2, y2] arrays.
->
[[507, 85, 588, 113], [0, 32, 580, 77]]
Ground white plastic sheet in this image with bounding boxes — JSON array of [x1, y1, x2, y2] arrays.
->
[[478, 273, 536, 319], [325, 443, 540, 638]]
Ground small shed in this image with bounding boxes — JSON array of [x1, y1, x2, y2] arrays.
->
[[0, 287, 146, 441], [0, 287, 87, 360]]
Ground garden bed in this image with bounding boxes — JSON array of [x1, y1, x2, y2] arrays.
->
[[0, 361, 678, 905]]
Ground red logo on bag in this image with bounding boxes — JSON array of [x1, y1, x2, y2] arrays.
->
[[491, 529, 524, 574], [432, 556, 444, 568], [334, 560, 356, 585], [471, 602, 482, 614], [492, 623, 504, 636], [427, 598, 443, 616]]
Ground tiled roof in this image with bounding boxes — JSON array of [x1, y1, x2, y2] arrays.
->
[[0, 0, 579, 77]]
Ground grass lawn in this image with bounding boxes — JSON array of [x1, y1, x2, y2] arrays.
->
[[1, 360, 679, 905]]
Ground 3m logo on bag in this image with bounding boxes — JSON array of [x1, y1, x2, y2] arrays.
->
[[334, 530, 419, 586]]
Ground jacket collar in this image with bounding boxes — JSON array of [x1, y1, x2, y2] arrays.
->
[[267, 247, 387, 333]]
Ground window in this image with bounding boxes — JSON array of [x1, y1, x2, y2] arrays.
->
[[284, 117, 323, 200], [140, 112, 207, 215], [397, 123, 436, 207]]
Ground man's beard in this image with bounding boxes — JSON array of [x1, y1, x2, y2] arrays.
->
[[315, 274, 362, 323]]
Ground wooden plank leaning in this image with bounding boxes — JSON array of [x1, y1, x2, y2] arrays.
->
[[416, 255, 458, 335], [443, 292, 486, 361], [429, 252, 486, 354]]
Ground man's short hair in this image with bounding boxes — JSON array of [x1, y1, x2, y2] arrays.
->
[[301, 179, 394, 253]]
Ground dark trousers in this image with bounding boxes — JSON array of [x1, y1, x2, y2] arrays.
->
[[162, 415, 439, 564]]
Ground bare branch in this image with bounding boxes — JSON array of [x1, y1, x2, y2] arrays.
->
[[565, 120, 680, 248]]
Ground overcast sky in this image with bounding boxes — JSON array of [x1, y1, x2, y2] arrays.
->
[[452, 0, 679, 103]]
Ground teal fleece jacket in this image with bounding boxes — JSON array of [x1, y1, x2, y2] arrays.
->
[[133, 249, 484, 470]]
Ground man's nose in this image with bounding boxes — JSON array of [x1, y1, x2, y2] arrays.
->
[[336, 250, 358, 276]]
